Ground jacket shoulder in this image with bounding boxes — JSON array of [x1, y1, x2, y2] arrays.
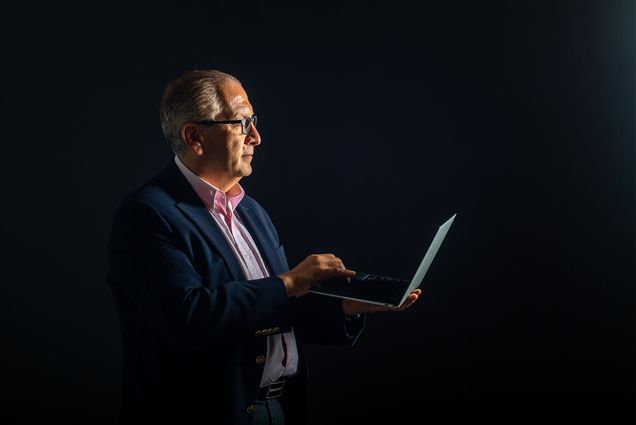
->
[[114, 163, 187, 214], [239, 193, 266, 211]]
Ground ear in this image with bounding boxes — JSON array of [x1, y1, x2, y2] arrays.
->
[[180, 122, 205, 156]]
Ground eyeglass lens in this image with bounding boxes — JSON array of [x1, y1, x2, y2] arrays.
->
[[242, 115, 257, 134]]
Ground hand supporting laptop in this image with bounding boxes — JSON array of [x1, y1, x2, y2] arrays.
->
[[342, 288, 421, 315]]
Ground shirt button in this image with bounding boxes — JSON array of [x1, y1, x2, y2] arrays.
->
[[246, 404, 256, 414], [256, 355, 265, 364]]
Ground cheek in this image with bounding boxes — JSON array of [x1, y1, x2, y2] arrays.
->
[[230, 139, 245, 155]]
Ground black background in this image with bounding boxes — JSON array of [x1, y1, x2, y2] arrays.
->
[[1, 1, 634, 424]]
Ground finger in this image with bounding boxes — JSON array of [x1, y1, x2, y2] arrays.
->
[[323, 267, 356, 278], [311, 253, 337, 264], [323, 264, 346, 272], [369, 304, 390, 313], [352, 301, 389, 314], [338, 268, 356, 277], [325, 258, 346, 269], [397, 293, 419, 310], [396, 303, 410, 311]]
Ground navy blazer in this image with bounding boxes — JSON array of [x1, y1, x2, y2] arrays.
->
[[107, 161, 364, 425]]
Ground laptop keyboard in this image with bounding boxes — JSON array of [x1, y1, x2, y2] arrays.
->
[[313, 272, 411, 306], [357, 273, 409, 284], [316, 272, 408, 288]]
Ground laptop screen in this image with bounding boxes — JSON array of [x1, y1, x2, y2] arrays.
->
[[399, 213, 456, 304]]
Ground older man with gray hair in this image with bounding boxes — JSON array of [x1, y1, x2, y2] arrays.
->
[[107, 69, 420, 425]]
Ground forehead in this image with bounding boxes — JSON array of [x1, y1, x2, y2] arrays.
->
[[219, 80, 253, 115]]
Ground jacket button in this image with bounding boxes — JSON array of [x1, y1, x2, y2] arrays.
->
[[256, 355, 265, 364], [246, 404, 255, 414]]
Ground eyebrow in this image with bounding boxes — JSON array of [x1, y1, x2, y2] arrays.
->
[[231, 109, 254, 119]]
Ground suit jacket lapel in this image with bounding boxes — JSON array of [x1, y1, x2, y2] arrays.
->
[[157, 161, 285, 280], [176, 201, 245, 281], [158, 162, 245, 281], [237, 204, 285, 276]]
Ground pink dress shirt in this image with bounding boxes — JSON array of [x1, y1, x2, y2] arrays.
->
[[175, 156, 298, 387]]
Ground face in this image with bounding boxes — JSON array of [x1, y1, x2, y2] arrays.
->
[[196, 80, 261, 182]]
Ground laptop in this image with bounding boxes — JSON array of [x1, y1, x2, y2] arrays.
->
[[309, 214, 456, 308]]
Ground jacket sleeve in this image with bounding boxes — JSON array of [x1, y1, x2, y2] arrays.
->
[[290, 289, 365, 346], [262, 226, 365, 346], [107, 199, 290, 350]]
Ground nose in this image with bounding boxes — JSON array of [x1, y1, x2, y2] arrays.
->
[[245, 122, 261, 146]]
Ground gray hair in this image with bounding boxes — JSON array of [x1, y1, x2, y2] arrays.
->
[[160, 69, 241, 156]]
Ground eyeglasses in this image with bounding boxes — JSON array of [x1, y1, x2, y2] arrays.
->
[[192, 115, 257, 135]]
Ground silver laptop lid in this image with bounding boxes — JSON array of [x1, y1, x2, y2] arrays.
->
[[398, 213, 456, 306]]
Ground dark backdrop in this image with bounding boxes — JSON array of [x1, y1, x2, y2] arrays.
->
[[1, 1, 634, 424]]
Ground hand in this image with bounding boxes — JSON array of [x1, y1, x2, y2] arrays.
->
[[278, 254, 356, 297], [342, 289, 422, 315]]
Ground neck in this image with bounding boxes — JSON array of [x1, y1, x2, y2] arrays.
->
[[179, 155, 240, 193]]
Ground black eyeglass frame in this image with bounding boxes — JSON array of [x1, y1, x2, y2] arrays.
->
[[192, 115, 257, 135]]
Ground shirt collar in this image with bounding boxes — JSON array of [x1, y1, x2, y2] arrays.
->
[[174, 155, 245, 214]]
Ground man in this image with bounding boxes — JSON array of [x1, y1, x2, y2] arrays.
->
[[107, 69, 420, 425]]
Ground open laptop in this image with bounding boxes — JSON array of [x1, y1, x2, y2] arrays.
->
[[309, 213, 456, 307]]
